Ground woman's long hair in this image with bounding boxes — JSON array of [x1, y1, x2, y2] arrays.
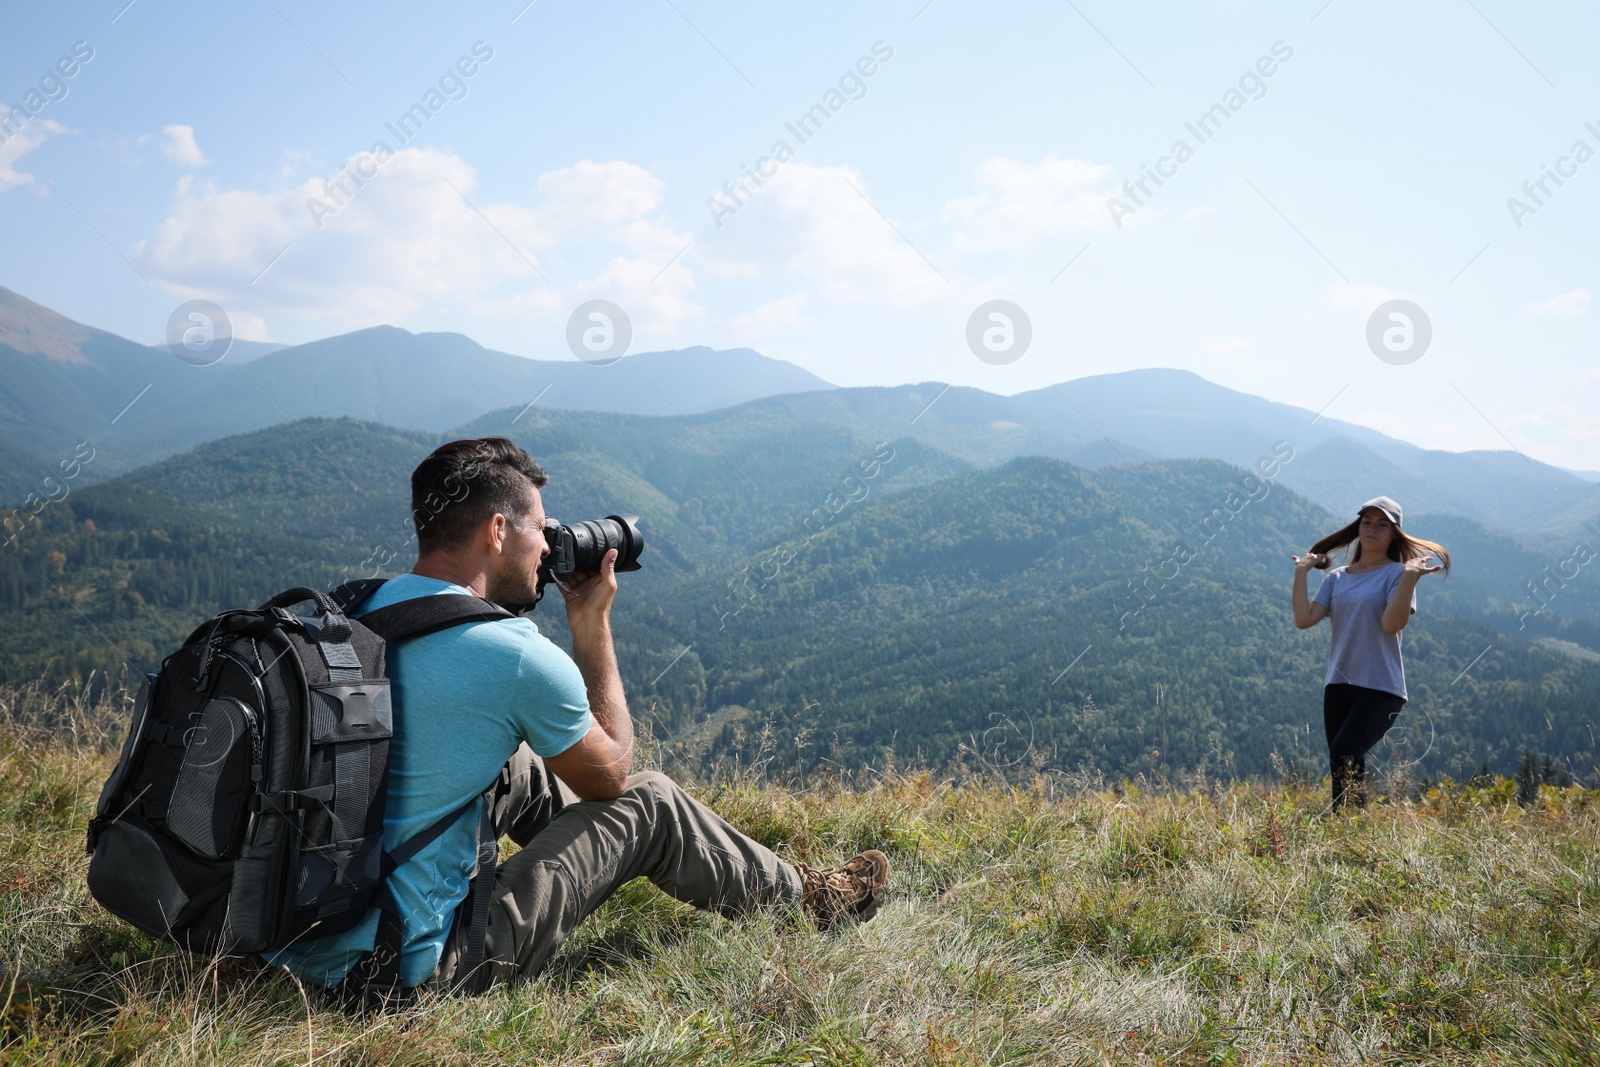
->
[[1308, 514, 1451, 575]]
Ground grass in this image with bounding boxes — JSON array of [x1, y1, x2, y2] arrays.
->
[[3, 678, 1600, 1065]]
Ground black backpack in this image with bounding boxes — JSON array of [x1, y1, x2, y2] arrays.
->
[[86, 581, 515, 1006]]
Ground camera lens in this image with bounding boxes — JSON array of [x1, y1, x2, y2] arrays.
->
[[530, 514, 645, 610], [568, 514, 644, 574]]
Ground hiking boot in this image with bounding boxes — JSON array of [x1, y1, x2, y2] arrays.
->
[[793, 849, 891, 930]]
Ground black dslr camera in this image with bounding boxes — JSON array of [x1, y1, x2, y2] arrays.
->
[[527, 514, 645, 610]]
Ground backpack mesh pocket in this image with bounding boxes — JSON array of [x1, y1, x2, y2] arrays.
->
[[167, 696, 258, 860]]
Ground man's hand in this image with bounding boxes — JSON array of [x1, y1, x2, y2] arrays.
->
[[550, 546, 632, 798], [560, 548, 618, 642]]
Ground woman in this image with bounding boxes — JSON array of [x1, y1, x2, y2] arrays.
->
[[1291, 496, 1448, 809]]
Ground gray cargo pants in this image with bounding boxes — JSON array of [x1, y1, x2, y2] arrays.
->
[[432, 744, 803, 988]]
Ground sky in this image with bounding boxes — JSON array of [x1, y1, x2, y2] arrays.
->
[[2, 0, 1597, 471]]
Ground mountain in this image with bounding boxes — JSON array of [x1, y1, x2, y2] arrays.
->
[[0, 287, 222, 480], [109, 327, 838, 447], [0, 437, 52, 506], [2, 414, 1595, 785], [4, 286, 1596, 538], [224, 339, 288, 363], [614, 371, 1599, 538], [0, 285, 835, 482], [108, 328, 839, 467]]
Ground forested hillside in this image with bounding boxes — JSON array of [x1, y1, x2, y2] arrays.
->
[[1, 415, 1595, 784], [630, 455, 1600, 782]]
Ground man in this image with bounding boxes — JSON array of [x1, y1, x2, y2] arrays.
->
[[269, 436, 889, 995]]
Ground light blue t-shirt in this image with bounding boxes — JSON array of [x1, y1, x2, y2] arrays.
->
[[1311, 562, 1416, 700], [268, 574, 593, 987]]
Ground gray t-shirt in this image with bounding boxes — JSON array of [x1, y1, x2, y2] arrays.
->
[[1311, 562, 1416, 699]]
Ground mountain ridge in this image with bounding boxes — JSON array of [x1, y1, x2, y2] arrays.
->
[[4, 284, 1596, 537]]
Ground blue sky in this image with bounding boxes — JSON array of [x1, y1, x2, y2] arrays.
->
[[3, 0, 1597, 469]]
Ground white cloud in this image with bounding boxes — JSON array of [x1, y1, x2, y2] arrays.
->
[[731, 292, 809, 337], [1507, 403, 1600, 440], [1355, 403, 1600, 471], [1502, 404, 1600, 471], [533, 160, 665, 237], [0, 119, 65, 192], [942, 155, 1115, 251], [1524, 288, 1590, 316], [697, 162, 948, 306], [230, 313, 272, 342], [137, 148, 697, 339], [1183, 205, 1214, 225], [160, 125, 207, 167], [1203, 337, 1253, 355], [1349, 409, 1485, 450]]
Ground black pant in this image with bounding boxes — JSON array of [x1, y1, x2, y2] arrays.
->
[[1323, 683, 1405, 807]]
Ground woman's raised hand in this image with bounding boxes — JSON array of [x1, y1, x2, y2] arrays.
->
[[1402, 553, 1444, 577], [1292, 552, 1325, 573]]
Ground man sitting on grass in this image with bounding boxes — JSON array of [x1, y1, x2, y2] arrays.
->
[[268, 436, 889, 998]]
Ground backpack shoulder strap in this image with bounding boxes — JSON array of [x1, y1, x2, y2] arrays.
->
[[329, 578, 389, 614], [333, 796, 478, 1012], [455, 791, 499, 995], [357, 594, 515, 643]]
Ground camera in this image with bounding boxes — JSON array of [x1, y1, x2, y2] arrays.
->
[[528, 514, 645, 609]]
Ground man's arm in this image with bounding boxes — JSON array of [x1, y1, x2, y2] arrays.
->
[[543, 549, 634, 800]]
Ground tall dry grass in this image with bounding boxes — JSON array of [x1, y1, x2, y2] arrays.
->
[[3, 678, 1599, 1065]]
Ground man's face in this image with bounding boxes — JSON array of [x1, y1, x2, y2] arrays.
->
[[486, 486, 548, 606]]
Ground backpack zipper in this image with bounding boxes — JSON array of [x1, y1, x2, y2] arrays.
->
[[238, 702, 264, 842], [216, 647, 271, 843]]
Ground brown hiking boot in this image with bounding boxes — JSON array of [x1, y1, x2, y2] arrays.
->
[[792, 849, 891, 930]]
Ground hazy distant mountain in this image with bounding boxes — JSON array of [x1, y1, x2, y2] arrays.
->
[[0, 285, 834, 481], [567, 371, 1598, 538], [0, 286, 221, 476], [106, 327, 836, 470], [4, 285, 1596, 537], [223, 339, 288, 363]]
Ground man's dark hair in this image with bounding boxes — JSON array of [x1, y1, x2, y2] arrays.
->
[[411, 437, 548, 553]]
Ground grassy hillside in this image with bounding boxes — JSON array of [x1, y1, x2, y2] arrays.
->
[[3, 686, 1599, 1065]]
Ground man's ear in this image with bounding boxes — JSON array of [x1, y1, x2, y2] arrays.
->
[[486, 512, 508, 554]]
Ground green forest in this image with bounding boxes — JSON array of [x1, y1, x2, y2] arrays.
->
[[2, 414, 1596, 785]]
